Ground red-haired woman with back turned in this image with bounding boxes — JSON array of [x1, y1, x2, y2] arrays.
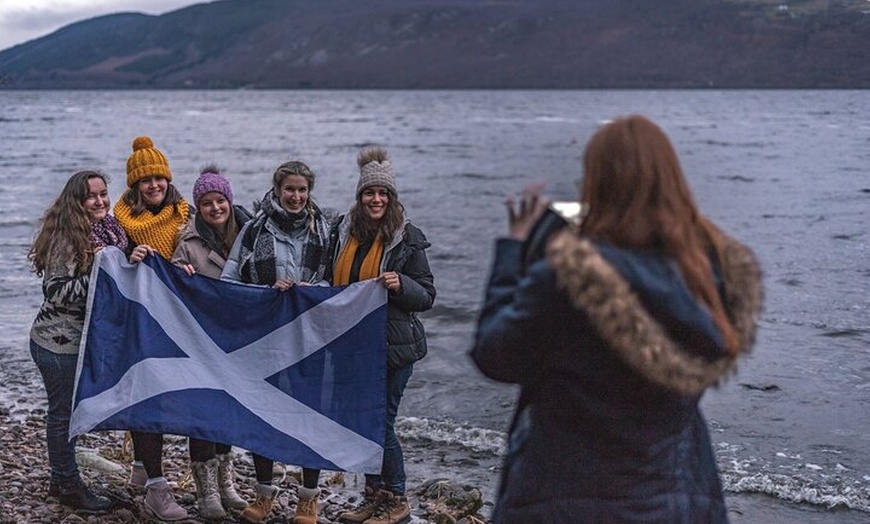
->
[[471, 115, 763, 523]]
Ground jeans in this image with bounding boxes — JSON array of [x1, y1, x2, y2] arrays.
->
[[30, 340, 80, 489], [366, 362, 413, 495]]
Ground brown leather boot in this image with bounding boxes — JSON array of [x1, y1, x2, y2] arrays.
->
[[240, 483, 278, 523], [362, 490, 411, 524], [339, 486, 386, 523], [293, 486, 320, 524]]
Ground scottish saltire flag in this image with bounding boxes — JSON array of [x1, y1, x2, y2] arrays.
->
[[70, 246, 387, 473]]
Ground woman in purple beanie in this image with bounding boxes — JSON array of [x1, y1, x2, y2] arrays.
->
[[173, 165, 252, 279], [170, 164, 253, 520]]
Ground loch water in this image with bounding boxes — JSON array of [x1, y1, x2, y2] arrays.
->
[[0, 89, 868, 519]]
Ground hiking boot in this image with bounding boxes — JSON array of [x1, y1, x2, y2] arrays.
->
[[363, 490, 411, 524], [129, 462, 147, 488], [144, 480, 189, 521], [339, 486, 387, 523], [58, 478, 112, 513], [216, 452, 247, 509], [240, 483, 279, 523], [48, 482, 61, 498], [293, 486, 320, 524], [192, 458, 226, 520]]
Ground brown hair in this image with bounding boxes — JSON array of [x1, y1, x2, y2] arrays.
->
[[271, 160, 323, 233], [350, 148, 404, 244], [196, 164, 240, 255], [122, 178, 184, 217], [579, 115, 740, 355], [273, 160, 316, 193], [29, 170, 106, 276]]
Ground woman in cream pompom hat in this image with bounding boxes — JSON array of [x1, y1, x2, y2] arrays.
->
[[327, 147, 436, 524]]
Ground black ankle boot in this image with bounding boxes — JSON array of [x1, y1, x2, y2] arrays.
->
[[59, 480, 112, 513]]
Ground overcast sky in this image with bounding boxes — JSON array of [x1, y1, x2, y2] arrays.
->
[[0, 0, 204, 52]]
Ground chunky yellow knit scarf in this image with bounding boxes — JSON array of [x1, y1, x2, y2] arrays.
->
[[114, 198, 189, 260], [332, 234, 384, 286]]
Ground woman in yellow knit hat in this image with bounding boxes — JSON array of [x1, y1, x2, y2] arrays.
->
[[114, 135, 190, 522], [115, 136, 189, 260]]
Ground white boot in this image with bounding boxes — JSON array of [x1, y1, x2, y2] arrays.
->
[[192, 458, 226, 520], [216, 452, 248, 509]]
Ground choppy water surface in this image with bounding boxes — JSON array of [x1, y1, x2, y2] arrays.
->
[[0, 89, 868, 517]]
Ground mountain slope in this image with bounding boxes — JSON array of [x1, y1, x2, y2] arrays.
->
[[1, 0, 868, 88]]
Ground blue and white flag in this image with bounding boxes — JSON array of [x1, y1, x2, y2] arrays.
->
[[70, 246, 387, 474]]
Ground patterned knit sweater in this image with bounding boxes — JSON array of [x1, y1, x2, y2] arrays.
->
[[30, 261, 90, 354]]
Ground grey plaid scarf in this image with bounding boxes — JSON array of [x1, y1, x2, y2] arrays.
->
[[237, 191, 330, 285]]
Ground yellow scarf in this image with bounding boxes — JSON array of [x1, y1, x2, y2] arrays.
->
[[333, 234, 384, 286], [114, 197, 189, 260]]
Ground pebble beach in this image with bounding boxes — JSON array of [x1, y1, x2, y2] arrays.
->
[[0, 409, 489, 524], [0, 355, 490, 524], [4, 352, 869, 524]]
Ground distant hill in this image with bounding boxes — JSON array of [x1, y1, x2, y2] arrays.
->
[[1, 0, 869, 89]]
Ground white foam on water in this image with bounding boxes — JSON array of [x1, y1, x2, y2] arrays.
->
[[534, 116, 579, 124], [723, 472, 870, 512], [396, 416, 506, 455]]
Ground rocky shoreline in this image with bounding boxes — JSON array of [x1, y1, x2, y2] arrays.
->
[[0, 405, 489, 524], [4, 346, 866, 524]]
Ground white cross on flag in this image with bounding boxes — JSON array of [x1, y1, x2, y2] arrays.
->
[[70, 247, 387, 473]]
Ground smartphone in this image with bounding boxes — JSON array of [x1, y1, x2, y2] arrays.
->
[[520, 201, 587, 272]]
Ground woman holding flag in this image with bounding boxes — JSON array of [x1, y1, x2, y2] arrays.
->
[[326, 146, 436, 524], [28, 170, 125, 513], [221, 159, 332, 524], [114, 135, 191, 522], [171, 165, 252, 519]]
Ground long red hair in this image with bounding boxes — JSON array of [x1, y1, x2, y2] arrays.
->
[[579, 115, 739, 355]]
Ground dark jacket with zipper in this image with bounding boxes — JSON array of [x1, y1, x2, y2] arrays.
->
[[471, 229, 763, 524], [326, 215, 436, 368]]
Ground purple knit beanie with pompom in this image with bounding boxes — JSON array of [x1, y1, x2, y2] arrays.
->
[[192, 171, 233, 206]]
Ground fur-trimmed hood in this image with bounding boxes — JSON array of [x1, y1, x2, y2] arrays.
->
[[547, 230, 763, 396]]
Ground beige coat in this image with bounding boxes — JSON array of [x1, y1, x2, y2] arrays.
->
[[171, 219, 229, 279]]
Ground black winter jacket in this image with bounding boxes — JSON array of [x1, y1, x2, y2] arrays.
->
[[326, 216, 436, 369], [471, 230, 763, 524]]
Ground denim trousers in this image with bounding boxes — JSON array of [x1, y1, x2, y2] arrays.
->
[[366, 362, 414, 495], [30, 340, 80, 489]]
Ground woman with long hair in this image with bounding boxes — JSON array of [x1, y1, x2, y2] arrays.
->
[[171, 166, 252, 520], [471, 115, 763, 523], [28, 170, 126, 513], [114, 136, 190, 522], [328, 147, 436, 524], [221, 160, 331, 524]]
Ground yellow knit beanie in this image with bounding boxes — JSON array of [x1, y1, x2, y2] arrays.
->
[[126, 136, 172, 187]]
